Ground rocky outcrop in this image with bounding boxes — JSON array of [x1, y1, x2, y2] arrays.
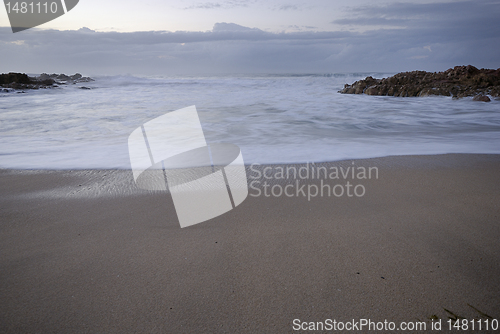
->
[[339, 66, 500, 100], [0, 73, 31, 85], [36, 73, 94, 84], [0, 72, 50, 90], [0, 72, 93, 91]]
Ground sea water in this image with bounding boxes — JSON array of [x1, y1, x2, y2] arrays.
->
[[1, 74, 499, 169]]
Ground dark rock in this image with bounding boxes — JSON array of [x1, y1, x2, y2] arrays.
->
[[472, 95, 491, 102], [38, 78, 55, 86], [339, 66, 500, 99], [34, 73, 93, 83], [38, 73, 52, 81], [0, 72, 31, 85], [77, 76, 94, 83], [0, 72, 94, 91], [56, 74, 71, 81]]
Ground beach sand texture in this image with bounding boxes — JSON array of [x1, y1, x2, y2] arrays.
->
[[1, 154, 499, 333]]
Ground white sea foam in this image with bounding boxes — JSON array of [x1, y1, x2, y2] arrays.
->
[[0, 74, 499, 169]]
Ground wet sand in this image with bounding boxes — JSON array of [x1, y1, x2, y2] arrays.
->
[[1, 154, 499, 333]]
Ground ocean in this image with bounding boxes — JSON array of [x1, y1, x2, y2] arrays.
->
[[1, 73, 499, 169]]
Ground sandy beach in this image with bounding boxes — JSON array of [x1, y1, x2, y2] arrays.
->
[[1, 153, 499, 333]]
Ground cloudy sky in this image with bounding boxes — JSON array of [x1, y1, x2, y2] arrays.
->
[[1, 0, 499, 75]]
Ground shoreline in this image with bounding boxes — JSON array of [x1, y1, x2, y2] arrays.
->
[[2, 153, 499, 197], [1, 153, 499, 332]]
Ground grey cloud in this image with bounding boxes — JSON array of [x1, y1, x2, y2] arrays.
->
[[0, 25, 351, 46], [0, 24, 352, 75], [346, 0, 493, 19], [1, 1, 499, 76], [333, 0, 500, 35], [212, 22, 261, 32], [287, 25, 318, 31], [333, 17, 407, 27]]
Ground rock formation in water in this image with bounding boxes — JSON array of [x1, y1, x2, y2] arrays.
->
[[339, 65, 500, 101], [0, 72, 93, 92]]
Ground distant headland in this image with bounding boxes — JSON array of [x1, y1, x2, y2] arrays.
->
[[339, 65, 500, 102], [0, 73, 93, 92]]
